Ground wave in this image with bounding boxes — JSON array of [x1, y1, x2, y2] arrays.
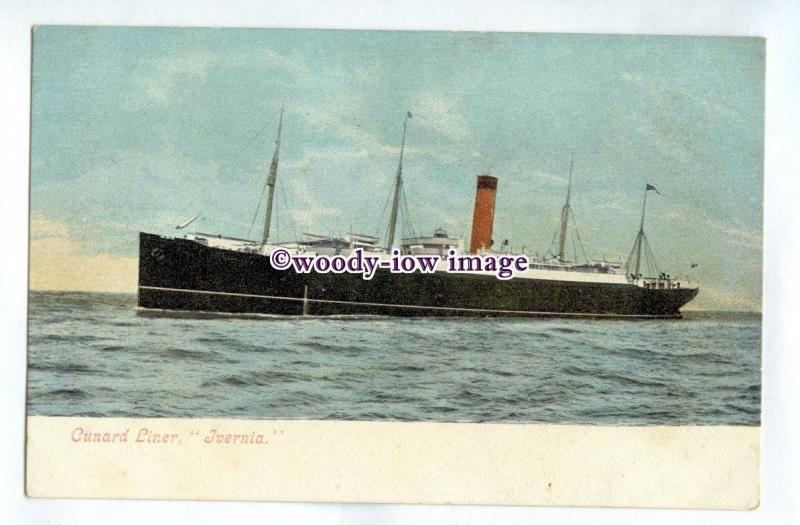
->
[[201, 369, 313, 388], [157, 347, 234, 363], [47, 388, 90, 399], [29, 362, 99, 374], [550, 326, 582, 334], [30, 333, 106, 344]]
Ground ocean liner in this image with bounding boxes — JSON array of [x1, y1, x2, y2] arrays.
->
[[138, 110, 698, 318]]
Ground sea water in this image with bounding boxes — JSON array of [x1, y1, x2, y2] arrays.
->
[[27, 291, 761, 425]]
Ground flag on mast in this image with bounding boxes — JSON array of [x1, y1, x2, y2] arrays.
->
[[646, 183, 661, 195]]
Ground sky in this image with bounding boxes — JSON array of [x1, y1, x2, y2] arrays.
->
[[29, 26, 764, 310]]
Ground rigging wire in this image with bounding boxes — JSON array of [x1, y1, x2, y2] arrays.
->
[[569, 208, 589, 263], [374, 183, 393, 238], [274, 193, 280, 242], [400, 201, 407, 239], [247, 177, 270, 239], [231, 113, 278, 169], [626, 232, 640, 277], [625, 231, 662, 279], [400, 185, 416, 238], [279, 180, 299, 242], [571, 232, 578, 263], [574, 225, 589, 263], [547, 229, 559, 259], [643, 234, 662, 276]]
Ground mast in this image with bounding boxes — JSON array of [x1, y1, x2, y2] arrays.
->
[[633, 186, 649, 277], [386, 112, 410, 250], [630, 183, 659, 278], [261, 104, 284, 245], [557, 153, 574, 262]]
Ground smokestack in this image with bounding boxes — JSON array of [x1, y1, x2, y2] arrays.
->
[[469, 174, 498, 254]]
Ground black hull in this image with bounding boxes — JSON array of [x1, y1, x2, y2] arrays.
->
[[137, 233, 698, 319]]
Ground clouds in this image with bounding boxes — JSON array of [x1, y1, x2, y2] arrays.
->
[[135, 50, 218, 104], [29, 216, 137, 293], [300, 101, 399, 159], [409, 91, 472, 141], [30, 216, 68, 238], [129, 46, 310, 108], [701, 217, 762, 252], [283, 177, 345, 235], [687, 286, 762, 313]]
